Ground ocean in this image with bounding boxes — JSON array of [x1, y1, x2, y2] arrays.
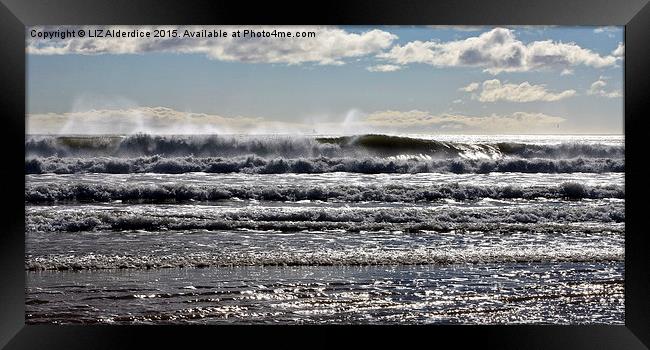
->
[[24, 134, 625, 324]]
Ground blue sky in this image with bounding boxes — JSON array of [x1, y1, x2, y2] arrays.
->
[[27, 26, 623, 134]]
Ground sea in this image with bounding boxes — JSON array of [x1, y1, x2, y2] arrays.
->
[[24, 133, 625, 324]]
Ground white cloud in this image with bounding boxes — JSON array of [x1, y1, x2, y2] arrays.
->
[[459, 82, 480, 92], [27, 26, 397, 66], [594, 26, 618, 33], [594, 26, 620, 38], [612, 42, 624, 57], [362, 110, 565, 133], [366, 64, 402, 72], [378, 27, 618, 74], [27, 106, 310, 134], [426, 26, 487, 32], [28, 106, 569, 135], [587, 79, 622, 98], [466, 79, 577, 102]]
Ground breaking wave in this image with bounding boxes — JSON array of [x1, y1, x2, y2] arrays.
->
[[25, 182, 624, 204], [26, 205, 625, 233], [26, 134, 624, 159], [26, 247, 624, 270], [25, 156, 624, 174]]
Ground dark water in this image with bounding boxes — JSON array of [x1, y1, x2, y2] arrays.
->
[[26, 263, 623, 324]]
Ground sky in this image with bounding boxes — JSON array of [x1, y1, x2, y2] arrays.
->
[[26, 25, 624, 135]]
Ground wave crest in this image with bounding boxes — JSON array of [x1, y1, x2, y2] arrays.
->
[[25, 182, 625, 204], [26, 247, 624, 271], [27, 205, 625, 233], [26, 134, 624, 159], [26, 156, 624, 174]]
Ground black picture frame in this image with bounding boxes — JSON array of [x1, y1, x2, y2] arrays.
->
[[1, 0, 649, 348]]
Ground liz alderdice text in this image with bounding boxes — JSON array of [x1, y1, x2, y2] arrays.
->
[[29, 28, 317, 40]]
